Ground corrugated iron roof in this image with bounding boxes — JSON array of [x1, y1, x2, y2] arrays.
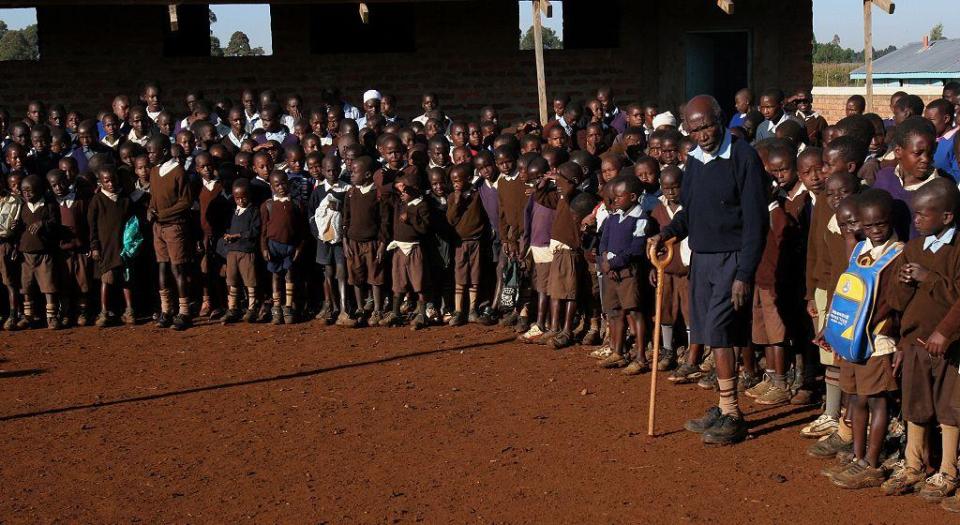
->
[[851, 38, 960, 77]]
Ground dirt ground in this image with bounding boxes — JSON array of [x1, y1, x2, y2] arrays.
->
[[0, 321, 947, 524]]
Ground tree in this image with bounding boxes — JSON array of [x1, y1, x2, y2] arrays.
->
[[519, 26, 562, 50], [930, 23, 946, 41], [0, 23, 39, 61], [223, 31, 264, 56], [210, 35, 224, 57]]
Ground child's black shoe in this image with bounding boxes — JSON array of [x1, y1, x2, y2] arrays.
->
[[702, 414, 748, 445], [171, 314, 192, 331], [221, 309, 243, 325], [156, 312, 173, 329], [684, 406, 722, 434], [271, 306, 284, 325], [282, 306, 296, 325]]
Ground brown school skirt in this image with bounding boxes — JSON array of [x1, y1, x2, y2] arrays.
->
[[659, 272, 690, 327], [839, 354, 898, 397], [21, 252, 56, 294], [902, 345, 959, 426], [392, 245, 425, 294], [534, 261, 551, 293], [226, 251, 258, 288], [346, 239, 384, 286], [454, 239, 482, 287], [751, 286, 786, 346], [601, 266, 642, 314], [153, 222, 192, 265], [57, 251, 91, 294], [548, 249, 583, 301], [0, 242, 18, 287]]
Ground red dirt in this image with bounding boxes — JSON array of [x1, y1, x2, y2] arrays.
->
[[0, 322, 945, 523]]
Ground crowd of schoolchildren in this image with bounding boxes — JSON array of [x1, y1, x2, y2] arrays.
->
[[5, 80, 960, 508]]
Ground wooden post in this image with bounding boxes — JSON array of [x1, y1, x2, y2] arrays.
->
[[863, 0, 873, 113], [532, 0, 548, 125]]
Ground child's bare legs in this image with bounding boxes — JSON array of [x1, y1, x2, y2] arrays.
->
[[100, 280, 111, 314], [769, 344, 789, 386], [322, 264, 335, 311], [686, 343, 703, 366], [353, 284, 365, 315], [537, 291, 550, 330], [372, 284, 383, 313], [609, 312, 624, 355], [740, 346, 758, 377], [5, 285, 20, 324], [850, 393, 889, 467], [43, 292, 58, 327], [627, 311, 648, 367]]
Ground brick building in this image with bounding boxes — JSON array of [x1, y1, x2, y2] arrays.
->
[[0, 0, 813, 122]]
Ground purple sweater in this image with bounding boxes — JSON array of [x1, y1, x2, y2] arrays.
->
[[871, 166, 934, 241], [477, 181, 500, 241], [523, 197, 556, 250]]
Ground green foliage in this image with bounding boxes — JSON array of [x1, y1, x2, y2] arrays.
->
[[223, 31, 264, 57], [813, 63, 861, 87], [519, 26, 562, 50], [812, 38, 896, 64], [0, 21, 39, 61], [210, 36, 224, 57], [930, 23, 946, 41]]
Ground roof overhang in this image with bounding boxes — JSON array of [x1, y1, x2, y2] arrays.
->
[[850, 72, 960, 80]]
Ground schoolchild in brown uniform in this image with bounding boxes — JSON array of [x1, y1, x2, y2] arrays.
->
[[342, 155, 391, 327], [260, 170, 306, 325], [220, 179, 261, 325], [0, 176, 22, 329], [17, 174, 60, 329], [195, 152, 231, 320], [88, 166, 138, 326], [446, 164, 487, 326], [146, 135, 195, 330], [380, 174, 430, 330], [883, 178, 960, 500], [46, 169, 92, 327]]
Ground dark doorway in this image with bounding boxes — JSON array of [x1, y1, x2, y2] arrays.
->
[[685, 31, 750, 119]]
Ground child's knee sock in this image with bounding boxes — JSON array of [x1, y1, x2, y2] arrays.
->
[[228, 286, 239, 310], [824, 366, 841, 419], [45, 299, 57, 320], [392, 294, 402, 316], [661, 325, 674, 352], [23, 297, 33, 320], [454, 285, 464, 313], [272, 290, 282, 307], [246, 287, 257, 309], [159, 288, 172, 314], [285, 282, 295, 308], [905, 422, 927, 471], [178, 297, 190, 316], [717, 376, 741, 417], [941, 425, 959, 477]]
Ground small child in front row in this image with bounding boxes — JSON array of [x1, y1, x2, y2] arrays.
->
[[18, 174, 60, 329], [261, 170, 306, 325], [424, 168, 455, 323], [48, 169, 92, 327], [342, 155, 390, 327], [308, 153, 349, 325], [220, 179, 261, 324], [818, 189, 901, 489], [446, 164, 488, 326], [884, 178, 960, 501], [381, 174, 431, 330], [88, 166, 140, 326], [597, 174, 651, 374]]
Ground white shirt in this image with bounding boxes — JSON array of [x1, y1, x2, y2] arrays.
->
[[356, 183, 374, 195], [158, 158, 179, 177], [924, 226, 956, 254], [690, 129, 732, 165], [26, 200, 45, 213]]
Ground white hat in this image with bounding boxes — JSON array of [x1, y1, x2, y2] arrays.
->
[[363, 89, 382, 103], [652, 111, 678, 129]]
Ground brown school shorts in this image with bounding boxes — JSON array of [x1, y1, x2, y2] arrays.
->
[[392, 245, 425, 294], [153, 222, 192, 265], [21, 252, 56, 294], [57, 251, 92, 294], [534, 261, 551, 293], [0, 242, 18, 287], [901, 345, 959, 426], [751, 286, 786, 345], [601, 266, 642, 314], [226, 251, 258, 288], [454, 239, 482, 287], [659, 272, 690, 327], [548, 249, 582, 301], [839, 354, 898, 397], [346, 239, 384, 286]]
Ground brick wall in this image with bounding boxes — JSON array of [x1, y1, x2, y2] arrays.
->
[[811, 86, 944, 124], [0, 0, 812, 124]]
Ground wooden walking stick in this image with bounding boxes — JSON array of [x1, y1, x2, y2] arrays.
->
[[647, 239, 675, 436]]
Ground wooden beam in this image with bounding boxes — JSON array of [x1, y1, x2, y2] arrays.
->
[[871, 0, 895, 15], [864, 0, 873, 112], [532, 0, 548, 125], [717, 0, 734, 15]]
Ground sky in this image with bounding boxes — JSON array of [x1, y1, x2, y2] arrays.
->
[[0, 1, 952, 54]]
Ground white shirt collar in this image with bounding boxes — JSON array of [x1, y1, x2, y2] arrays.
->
[[357, 183, 375, 194], [859, 235, 899, 260], [26, 200, 45, 212], [202, 179, 218, 192], [616, 204, 643, 221], [323, 180, 348, 192], [100, 190, 119, 202], [500, 169, 519, 182], [690, 129, 732, 165], [407, 197, 423, 207], [273, 196, 290, 202], [235, 205, 249, 216], [431, 193, 447, 205], [56, 192, 76, 208], [127, 129, 149, 145], [924, 226, 956, 253], [158, 158, 179, 177]]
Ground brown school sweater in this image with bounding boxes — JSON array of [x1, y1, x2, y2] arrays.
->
[[57, 197, 90, 252], [393, 197, 430, 243], [497, 176, 528, 245], [148, 161, 194, 224], [447, 189, 486, 241], [19, 200, 58, 253], [821, 227, 848, 300], [888, 234, 960, 349], [343, 186, 390, 243], [649, 202, 688, 276], [805, 196, 832, 300], [198, 182, 231, 238], [259, 199, 305, 252], [374, 165, 420, 197], [754, 204, 787, 289], [533, 185, 581, 250]]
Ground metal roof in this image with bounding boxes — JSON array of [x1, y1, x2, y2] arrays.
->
[[850, 38, 960, 80]]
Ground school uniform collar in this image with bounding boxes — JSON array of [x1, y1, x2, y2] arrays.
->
[[940, 126, 959, 141], [765, 112, 790, 133], [56, 191, 76, 208], [797, 110, 821, 121], [657, 194, 681, 216], [406, 197, 423, 207], [272, 195, 290, 203], [428, 160, 449, 170], [616, 204, 643, 221], [894, 164, 938, 191], [483, 176, 500, 190], [924, 226, 957, 253], [264, 128, 288, 143], [690, 129, 732, 165], [559, 118, 573, 136], [158, 158, 180, 177], [859, 235, 899, 260], [101, 136, 120, 148], [785, 182, 808, 201], [500, 169, 519, 182], [127, 129, 150, 146], [25, 200, 45, 212], [235, 205, 249, 216], [323, 180, 348, 192], [228, 130, 248, 147], [100, 189, 119, 202], [202, 179, 219, 192], [356, 183, 375, 194], [430, 193, 447, 206]]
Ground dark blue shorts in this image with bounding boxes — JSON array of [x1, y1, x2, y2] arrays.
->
[[688, 251, 750, 347]]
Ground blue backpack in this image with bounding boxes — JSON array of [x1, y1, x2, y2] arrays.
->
[[823, 240, 903, 363]]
